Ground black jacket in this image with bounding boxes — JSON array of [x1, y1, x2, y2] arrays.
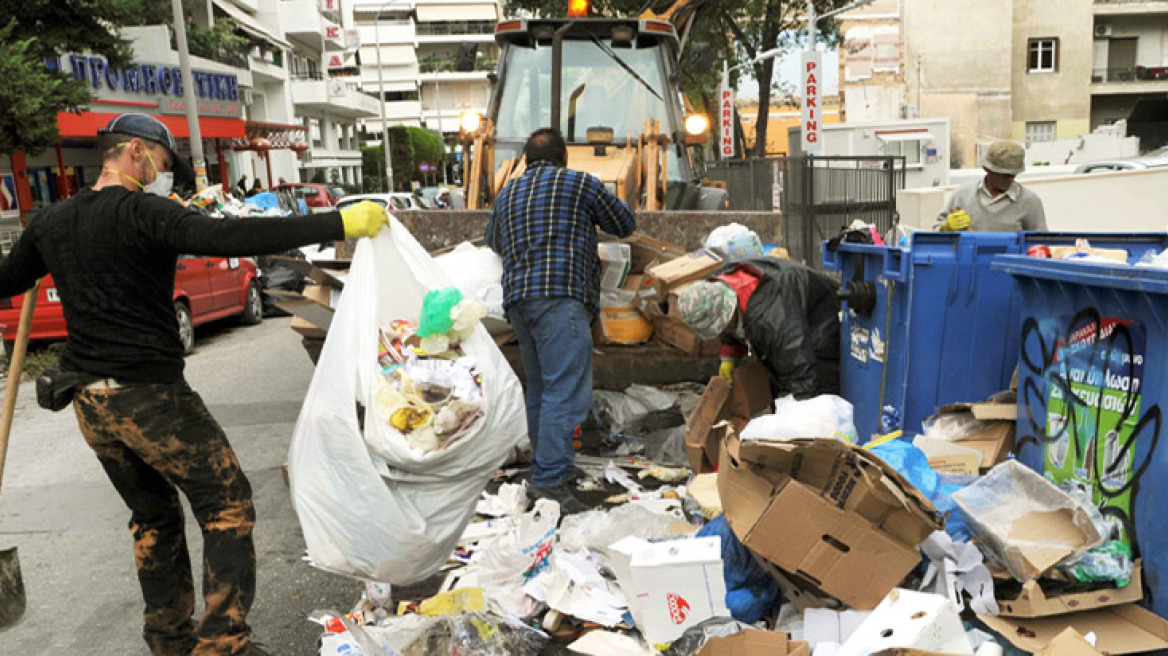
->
[[716, 258, 840, 399]]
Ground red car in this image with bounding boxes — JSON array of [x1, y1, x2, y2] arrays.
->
[[0, 255, 263, 356], [274, 183, 341, 213]]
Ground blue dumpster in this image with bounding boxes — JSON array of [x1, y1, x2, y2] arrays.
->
[[994, 255, 1168, 620], [823, 232, 1168, 440]]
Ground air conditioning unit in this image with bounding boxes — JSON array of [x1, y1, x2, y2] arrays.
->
[[241, 89, 255, 106], [1095, 24, 1113, 38]]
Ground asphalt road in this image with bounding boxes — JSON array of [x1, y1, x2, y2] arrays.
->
[[0, 316, 361, 654]]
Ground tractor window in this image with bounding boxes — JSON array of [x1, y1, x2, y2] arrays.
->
[[494, 39, 671, 144]]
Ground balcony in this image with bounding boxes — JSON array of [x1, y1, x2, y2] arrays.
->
[[418, 54, 497, 74], [291, 77, 381, 118], [1094, 0, 1168, 14], [382, 100, 424, 121], [415, 20, 497, 43], [282, 0, 325, 36], [1091, 66, 1168, 94]]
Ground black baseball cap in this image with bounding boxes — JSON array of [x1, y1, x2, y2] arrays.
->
[[98, 113, 196, 184]]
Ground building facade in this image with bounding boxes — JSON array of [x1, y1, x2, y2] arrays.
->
[[351, 0, 501, 141], [837, 0, 1166, 168]]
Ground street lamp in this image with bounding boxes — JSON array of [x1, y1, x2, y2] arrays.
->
[[374, 1, 398, 192]]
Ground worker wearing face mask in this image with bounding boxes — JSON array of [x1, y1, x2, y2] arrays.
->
[[0, 113, 392, 656]]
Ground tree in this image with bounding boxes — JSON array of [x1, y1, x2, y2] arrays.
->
[[0, 1, 141, 155], [386, 126, 445, 189], [497, 0, 848, 158]]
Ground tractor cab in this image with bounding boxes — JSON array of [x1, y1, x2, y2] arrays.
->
[[465, 18, 713, 210]]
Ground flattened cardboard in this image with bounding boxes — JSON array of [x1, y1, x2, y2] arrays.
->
[[276, 296, 335, 331], [912, 436, 982, 476], [696, 630, 810, 656], [685, 377, 732, 473], [997, 561, 1144, 618], [1037, 628, 1104, 656], [970, 391, 1017, 421], [980, 603, 1168, 654], [646, 249, 723, 298], [718, 434, 942, 609], [623, 233, 687, 274], [729, 360, 773, 419]]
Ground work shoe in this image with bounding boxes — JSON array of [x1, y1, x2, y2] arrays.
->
[[238, 642, 271, 655], [527, 480, 589, 515]]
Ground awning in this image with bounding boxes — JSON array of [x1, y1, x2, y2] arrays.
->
[[415, 4, 498, 22], [212, 0, 294, 51], [360, 45, 418, 64], [876, 131, 934, 143], [57, 111, 246, 139], [228, 120, 308, 150]]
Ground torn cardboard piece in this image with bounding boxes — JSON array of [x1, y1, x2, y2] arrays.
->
[[622, 233, 687, 274], [996, 560, 1144, 618], [684, 366, 776, 473], [654, 316, 720, 357], [837, 589, 973, 655], [953, 460, 1103, 582], [1036, 628, 1104, 656], [696, 630, 811, 656], [980, 603, 1168, 655], [718, 432, 943, 609], [645, 248, 723, 300]]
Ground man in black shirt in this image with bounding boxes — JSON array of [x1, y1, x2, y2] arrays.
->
[[0, 114, 389, 656]]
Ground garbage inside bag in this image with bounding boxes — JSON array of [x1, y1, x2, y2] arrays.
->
[[740, 394, 857, 443], [402, 612, 549, 656], [433, 242, 507, 320], [704, 223, 765, 261], [696, 515, 780, 624], [1060, 540, 1135, 588], [419, 287, 464, 337], [953, 460, 1104, 581], [289, 226, 527, 584]]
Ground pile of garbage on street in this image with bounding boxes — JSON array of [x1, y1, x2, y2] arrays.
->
[[282, 219, 1168, 656]]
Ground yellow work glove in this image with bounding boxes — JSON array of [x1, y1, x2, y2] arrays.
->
[[940, 209, 972, 232], [341, 200, 390, 239], [719, 359, 737, 382]]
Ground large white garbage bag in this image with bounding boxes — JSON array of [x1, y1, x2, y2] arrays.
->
[[289, 220, 528, 584]]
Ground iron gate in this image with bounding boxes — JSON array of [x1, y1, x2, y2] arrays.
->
[[706, 156, 906, 267]]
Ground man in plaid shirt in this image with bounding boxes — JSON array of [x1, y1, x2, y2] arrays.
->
[[486, 129, 635, 513]]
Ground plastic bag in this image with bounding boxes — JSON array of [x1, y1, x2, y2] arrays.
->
[[390, 613, 548, 656], [558, 501, 694, 555], [740, 394, 857, 442], [433, 242, 505, 316], [661, 618, 755, 656], [696, 516, 780, 624], [1135, 249, 1168, 270], [1061, 540, 1135, 587], [869, 439, 970, 540], [289, 226, 528, 584], [418, 287, 464, 337], [704, 223, 764, 261], [463, 499, 560, 616]]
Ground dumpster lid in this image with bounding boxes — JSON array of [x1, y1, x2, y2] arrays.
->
[[992, 255, 1168, 295]]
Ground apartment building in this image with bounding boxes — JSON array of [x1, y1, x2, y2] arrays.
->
[[835, 0, 1168, 168], [351, 0, 502, 140]]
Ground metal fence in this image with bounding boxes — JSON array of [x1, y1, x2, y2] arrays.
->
[[706, 156, 906, 267]]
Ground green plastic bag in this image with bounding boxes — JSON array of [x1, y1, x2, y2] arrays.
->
[[418, 287, 464, 338]]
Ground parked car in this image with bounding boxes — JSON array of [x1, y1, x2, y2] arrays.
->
[[1073, 147, 1168, 174], [337, 193, 430, 212], [274, 183, 341, 213], [0, 256, 262, 356]]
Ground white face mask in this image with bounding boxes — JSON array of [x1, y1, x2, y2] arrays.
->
[[145, 171, 174, 197]]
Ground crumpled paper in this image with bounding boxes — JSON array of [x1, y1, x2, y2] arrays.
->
[[920, 531, 999, 616]]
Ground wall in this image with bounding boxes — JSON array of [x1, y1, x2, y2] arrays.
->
[[816, 117, 951, 188], [1011, 0, 1093, 137], [838, 0, 905, 123], [1025, 132, 1140, 166], [897, 167, 1168, 232], [738, 104, 842, 156]]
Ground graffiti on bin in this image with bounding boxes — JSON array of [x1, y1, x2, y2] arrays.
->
[[1018, 307, 1162, 554]]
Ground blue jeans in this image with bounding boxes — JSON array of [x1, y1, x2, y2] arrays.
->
[[507, 298, 593, 488]]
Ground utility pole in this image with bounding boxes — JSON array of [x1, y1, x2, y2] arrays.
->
[[171, 0, 208, 190], [375, 2, 396, 192]]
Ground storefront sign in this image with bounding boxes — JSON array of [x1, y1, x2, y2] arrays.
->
[[801, 51, 822, 155], [53, 54, 243, 118], [718, 68, 734, 159], [326, 53, 346, 70]]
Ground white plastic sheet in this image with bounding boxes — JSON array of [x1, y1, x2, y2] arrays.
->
[[289, 223, 528, 584]]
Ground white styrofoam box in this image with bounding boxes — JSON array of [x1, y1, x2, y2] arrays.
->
[[626, 537, 730, 644], [805, 608, 872, 647], [837, 589, 974, 656]]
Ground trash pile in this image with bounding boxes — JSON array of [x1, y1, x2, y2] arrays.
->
[[309, 347, 1168, 656], [186, 183, 304, 217]]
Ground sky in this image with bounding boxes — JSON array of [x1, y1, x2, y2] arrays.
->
[[735, 43, 840, 101]]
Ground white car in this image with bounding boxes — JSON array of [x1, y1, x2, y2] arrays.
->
[[336, 192, 431, 212]]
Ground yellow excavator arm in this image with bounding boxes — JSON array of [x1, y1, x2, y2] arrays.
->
[[638, 0, 716, 49]]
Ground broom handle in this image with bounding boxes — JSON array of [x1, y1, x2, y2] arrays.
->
[[0, 282, 40, 494]]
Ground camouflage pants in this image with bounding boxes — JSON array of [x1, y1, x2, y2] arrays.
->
[[74, 381, 256, 656]]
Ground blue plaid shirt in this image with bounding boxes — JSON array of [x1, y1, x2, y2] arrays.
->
[[486, 162, 636, 314]]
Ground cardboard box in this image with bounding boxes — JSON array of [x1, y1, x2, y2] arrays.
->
[[996, 560, 1144, 618], [837, 589, 973, 655], [645, 249, 723, 299], [953, 461, 1103, 582], [654, 316, 720, 357], [624, 537, 729, 644], [980, 603, 1168, 655], [718, 434, 943, 609], [594, 305, 654, 345], [729, 360, 773, 419], [912, 436, 983, 476], [804, 607, 871, 647], [685, 375, 732, 472], [925, 396, 1016, 474], [1037, 628, 1104, 656], [696, 630, 810, 656], [623, 274, 645, 293], [623, 233, 687, 274], [599, 242, 632, 290]]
